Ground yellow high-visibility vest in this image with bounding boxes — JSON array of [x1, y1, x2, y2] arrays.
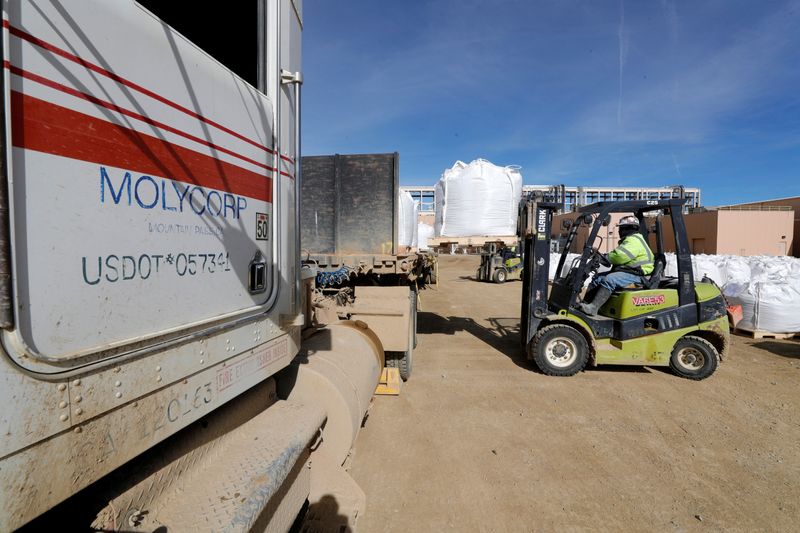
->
[[608, 233, 654, 275]]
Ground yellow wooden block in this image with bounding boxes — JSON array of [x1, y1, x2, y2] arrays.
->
[[375, 367, 401, 395]]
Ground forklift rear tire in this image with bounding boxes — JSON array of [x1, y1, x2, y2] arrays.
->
[[669, 336, 719, 380], [529, 324, 589, 376], [493, 269, 507, 284]]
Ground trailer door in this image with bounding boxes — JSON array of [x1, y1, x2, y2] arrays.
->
[[1, 1, 279, 373]]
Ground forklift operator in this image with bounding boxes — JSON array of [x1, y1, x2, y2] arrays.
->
[[578, 216, 654, 315]]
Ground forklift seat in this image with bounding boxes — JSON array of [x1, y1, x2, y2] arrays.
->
[[641, 253, 666, 290]]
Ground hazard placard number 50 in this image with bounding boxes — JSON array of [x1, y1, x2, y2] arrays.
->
[[256, 213, 269, 241]]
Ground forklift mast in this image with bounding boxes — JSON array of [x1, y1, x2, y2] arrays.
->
[[519, 193, 562, 346]]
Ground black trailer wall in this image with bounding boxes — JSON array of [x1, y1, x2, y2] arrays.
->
[[301, 153, 399, 255]]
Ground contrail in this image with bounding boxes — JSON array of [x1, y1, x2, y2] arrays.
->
[[617, 0, 626, 125], [660, 0, 678, 45], [671, 153, 684, 179]]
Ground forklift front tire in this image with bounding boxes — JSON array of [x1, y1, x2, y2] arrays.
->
[[529, 324, 589, 376], [493, 268, 507, 284], [669, 335, 719, 380]]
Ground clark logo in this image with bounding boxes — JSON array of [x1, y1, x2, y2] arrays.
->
[[632, 295, 665, 306]]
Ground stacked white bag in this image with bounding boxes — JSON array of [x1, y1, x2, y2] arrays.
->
[[397, 191, 419, 250], [663, 253, 800, 333], [724, 256, 800, 333], [418, 223, 435, 251], [434, 159, 523, 237]]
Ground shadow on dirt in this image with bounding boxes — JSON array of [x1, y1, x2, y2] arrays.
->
[[417, 311, 526, 365], [418, 311, 658, 375], [751, 340, 800, 360]]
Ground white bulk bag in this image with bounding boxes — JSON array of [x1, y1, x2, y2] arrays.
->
[[397, 191, 416, 248], [410, 201, 419, 249], [693, 254, 726, 285], [724, 255, 800, 332], [434, 159, 523, 237], [418, 223, 435, 251], [727, 282, 800, 333]]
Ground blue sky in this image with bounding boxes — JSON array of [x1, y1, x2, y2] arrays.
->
[[302, 0, 800, 206]]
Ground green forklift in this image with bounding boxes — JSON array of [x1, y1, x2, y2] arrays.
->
[[478, 242, 523, 283], [519, 194, 729, 379]]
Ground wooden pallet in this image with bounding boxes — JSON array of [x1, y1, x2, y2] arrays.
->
[[735, 328, 800, 340], [374, 367, 401, 395], [428, 235, 517, 247]]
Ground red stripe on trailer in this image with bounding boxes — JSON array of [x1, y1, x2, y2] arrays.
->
[[10, 91, 272, 203], [8, 64, 275, 174], [4, 20, 296, 164]]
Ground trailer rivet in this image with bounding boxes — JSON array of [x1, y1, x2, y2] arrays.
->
[[58, 401, 67, 409], [115, 381, 121, 387], [74, 408, 83, 415], [156, 366, 161, 372], [59, 414, 68, 422], [72, 379, 81, 387], [200, 359, 204, 364], [113, 366, 121, 373], [115, 392, 122, 399], [156, 375, 162, 382], [74, 426, 82, 434], [75, 395, 82, 403], [226, 339, 231, 344], [200, 350, 204, 355], [57, 384, 67, 392]]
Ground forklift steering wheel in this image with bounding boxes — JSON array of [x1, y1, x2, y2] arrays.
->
[[592, 248, 612, 268]]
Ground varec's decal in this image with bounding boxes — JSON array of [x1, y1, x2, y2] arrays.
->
[[632, 294, 666, 306]]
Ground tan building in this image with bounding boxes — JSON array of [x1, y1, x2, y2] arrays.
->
[[659, 208, 794, 256], [719, 196, 800, 257], [553, 208, 795, 257], [552, 212, 628, 254]]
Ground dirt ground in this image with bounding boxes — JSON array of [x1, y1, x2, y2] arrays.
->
[[349, 255, 800, 533]]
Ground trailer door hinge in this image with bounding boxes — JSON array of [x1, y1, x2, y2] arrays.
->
[[280, 70, 303, 85]]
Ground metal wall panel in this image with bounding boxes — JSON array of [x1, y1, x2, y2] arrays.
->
[[301, 153, 398, 255]]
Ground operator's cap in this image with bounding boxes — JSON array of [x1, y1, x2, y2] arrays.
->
[[618, 216, 639, 227]]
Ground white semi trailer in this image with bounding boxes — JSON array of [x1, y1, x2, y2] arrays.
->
[[0, 1, 382, 531]]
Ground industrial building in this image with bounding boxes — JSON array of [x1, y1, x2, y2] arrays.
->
[[402, 184, 702, 215]]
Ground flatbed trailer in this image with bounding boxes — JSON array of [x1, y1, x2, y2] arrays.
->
[[301, 153, 436, 380]]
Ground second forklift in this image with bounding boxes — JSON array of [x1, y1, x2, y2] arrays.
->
[[478, 243, 523, 283]]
